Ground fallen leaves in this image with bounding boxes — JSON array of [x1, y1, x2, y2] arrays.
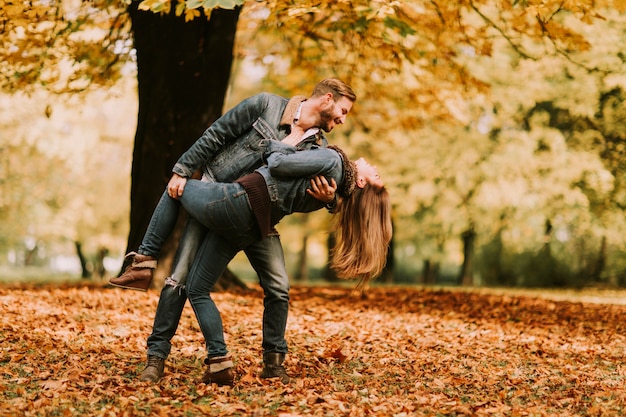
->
[[1, 283, 626, 416]]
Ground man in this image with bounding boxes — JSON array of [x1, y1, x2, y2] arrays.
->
[[110, 78, 357, 384]]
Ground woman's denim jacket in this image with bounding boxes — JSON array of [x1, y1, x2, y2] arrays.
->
[[172, 92, 327, 183], [257, 140, 345, 226]]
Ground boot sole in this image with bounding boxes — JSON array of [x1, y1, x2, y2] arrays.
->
[[108, 281, 149, 292]]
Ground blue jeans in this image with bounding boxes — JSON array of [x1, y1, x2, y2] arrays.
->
[[143, 183, 290, 359], [139, 181, 258, 257], [145, 217, 206, 360]]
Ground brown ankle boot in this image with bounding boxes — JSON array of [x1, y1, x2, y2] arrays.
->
[[139, 355, 165, 382], [202, 356, 234, 387], [260, 352, 290, 383], [109, 252, 156, 291]]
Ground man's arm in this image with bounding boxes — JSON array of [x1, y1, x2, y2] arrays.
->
[[172, 93, 271, 178]]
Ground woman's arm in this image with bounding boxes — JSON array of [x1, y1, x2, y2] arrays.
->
[[262, 141, 341, 178]]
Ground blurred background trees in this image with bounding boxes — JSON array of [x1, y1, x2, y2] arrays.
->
[[1, 0, 626, 287]]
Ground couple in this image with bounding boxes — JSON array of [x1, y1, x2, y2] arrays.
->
[[109, 78, 392, 386]]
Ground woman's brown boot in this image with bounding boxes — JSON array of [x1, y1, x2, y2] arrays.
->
[[109, 252, 156, 291]]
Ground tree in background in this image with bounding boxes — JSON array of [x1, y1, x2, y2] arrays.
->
[[0, 84, 135, 278], [0, 140, 68, 262], [231, 1, 626, 285], [456, 13, 626, 287], [1, 0, 241, 284], [125, 3, 240, 282], [2, 0, 625, 286]]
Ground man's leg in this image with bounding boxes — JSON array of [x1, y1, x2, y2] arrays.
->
[[243, 233, 291, 383], [185, 233, 239, 386], [140, 218, 207, 382]]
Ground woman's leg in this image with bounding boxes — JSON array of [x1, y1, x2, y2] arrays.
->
[[177, 179, 258, 249], [136, 189, 182, 257], [109, 189, 181, 291]]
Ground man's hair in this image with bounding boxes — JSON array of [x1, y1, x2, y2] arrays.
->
[[311, 78, 357, 103]]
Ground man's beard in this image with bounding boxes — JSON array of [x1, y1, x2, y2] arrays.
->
[[318, 106, 335, 132]]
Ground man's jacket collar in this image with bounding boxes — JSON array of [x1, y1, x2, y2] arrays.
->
[[280, 95, 307, 126]]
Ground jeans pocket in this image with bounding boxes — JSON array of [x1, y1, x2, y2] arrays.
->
[[205, 191, 257, 247]]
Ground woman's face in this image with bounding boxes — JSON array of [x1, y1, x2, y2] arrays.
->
[[355, 158, 384, 188]]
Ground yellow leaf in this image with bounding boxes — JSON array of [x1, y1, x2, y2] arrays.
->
[[184, 8, 200, 21]]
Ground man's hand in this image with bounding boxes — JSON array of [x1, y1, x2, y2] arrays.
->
[[167, 173, 187, 199], [307, 175, 337, 204]]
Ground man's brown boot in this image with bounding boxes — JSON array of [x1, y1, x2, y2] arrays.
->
[[202, 356, 234, 387], [260, 352, 290, 383], [109, 252, 156, 291], [139, 355, 165, 382]]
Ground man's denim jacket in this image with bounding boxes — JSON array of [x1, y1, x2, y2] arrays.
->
[[172, 93, 327, 183], [256, 140, 345, 226]]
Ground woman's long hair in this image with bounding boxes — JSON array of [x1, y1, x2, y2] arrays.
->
[[330, 184, 392, 285]]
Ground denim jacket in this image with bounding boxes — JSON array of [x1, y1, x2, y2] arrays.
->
[[172, 93, 328, 183], [256, 140, 345, 226]]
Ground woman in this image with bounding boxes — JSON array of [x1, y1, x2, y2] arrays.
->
[[114, 140, 391, 286], [113, 141, 392, 385]]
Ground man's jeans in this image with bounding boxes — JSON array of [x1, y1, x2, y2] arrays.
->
[[145, 217, 205, 360], [145, 218, 290, 360]]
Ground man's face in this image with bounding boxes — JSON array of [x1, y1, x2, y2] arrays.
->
[[318, 95, 354, 132]]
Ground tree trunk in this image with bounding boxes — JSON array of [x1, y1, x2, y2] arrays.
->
[[542, 219, 553, 255], [74, 241, 90, 279], [591, 235, 607, 283], [378, 234, 394, 283], [421, 259, 439, 285], [458, 227, 476, 286], [324, 232, 339, 282], [294, 234, 309, 282], [124, 3, 240, 284], [94, 247, 109, 280], [485, 227, 504, 286]]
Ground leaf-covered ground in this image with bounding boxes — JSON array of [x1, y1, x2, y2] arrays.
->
[[1, 283, 625, 416]]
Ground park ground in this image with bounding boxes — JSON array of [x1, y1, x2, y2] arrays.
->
[[1, 282, 625, 416]]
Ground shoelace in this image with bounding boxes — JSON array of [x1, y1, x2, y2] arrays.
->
[[147, 356, 162, 367]]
